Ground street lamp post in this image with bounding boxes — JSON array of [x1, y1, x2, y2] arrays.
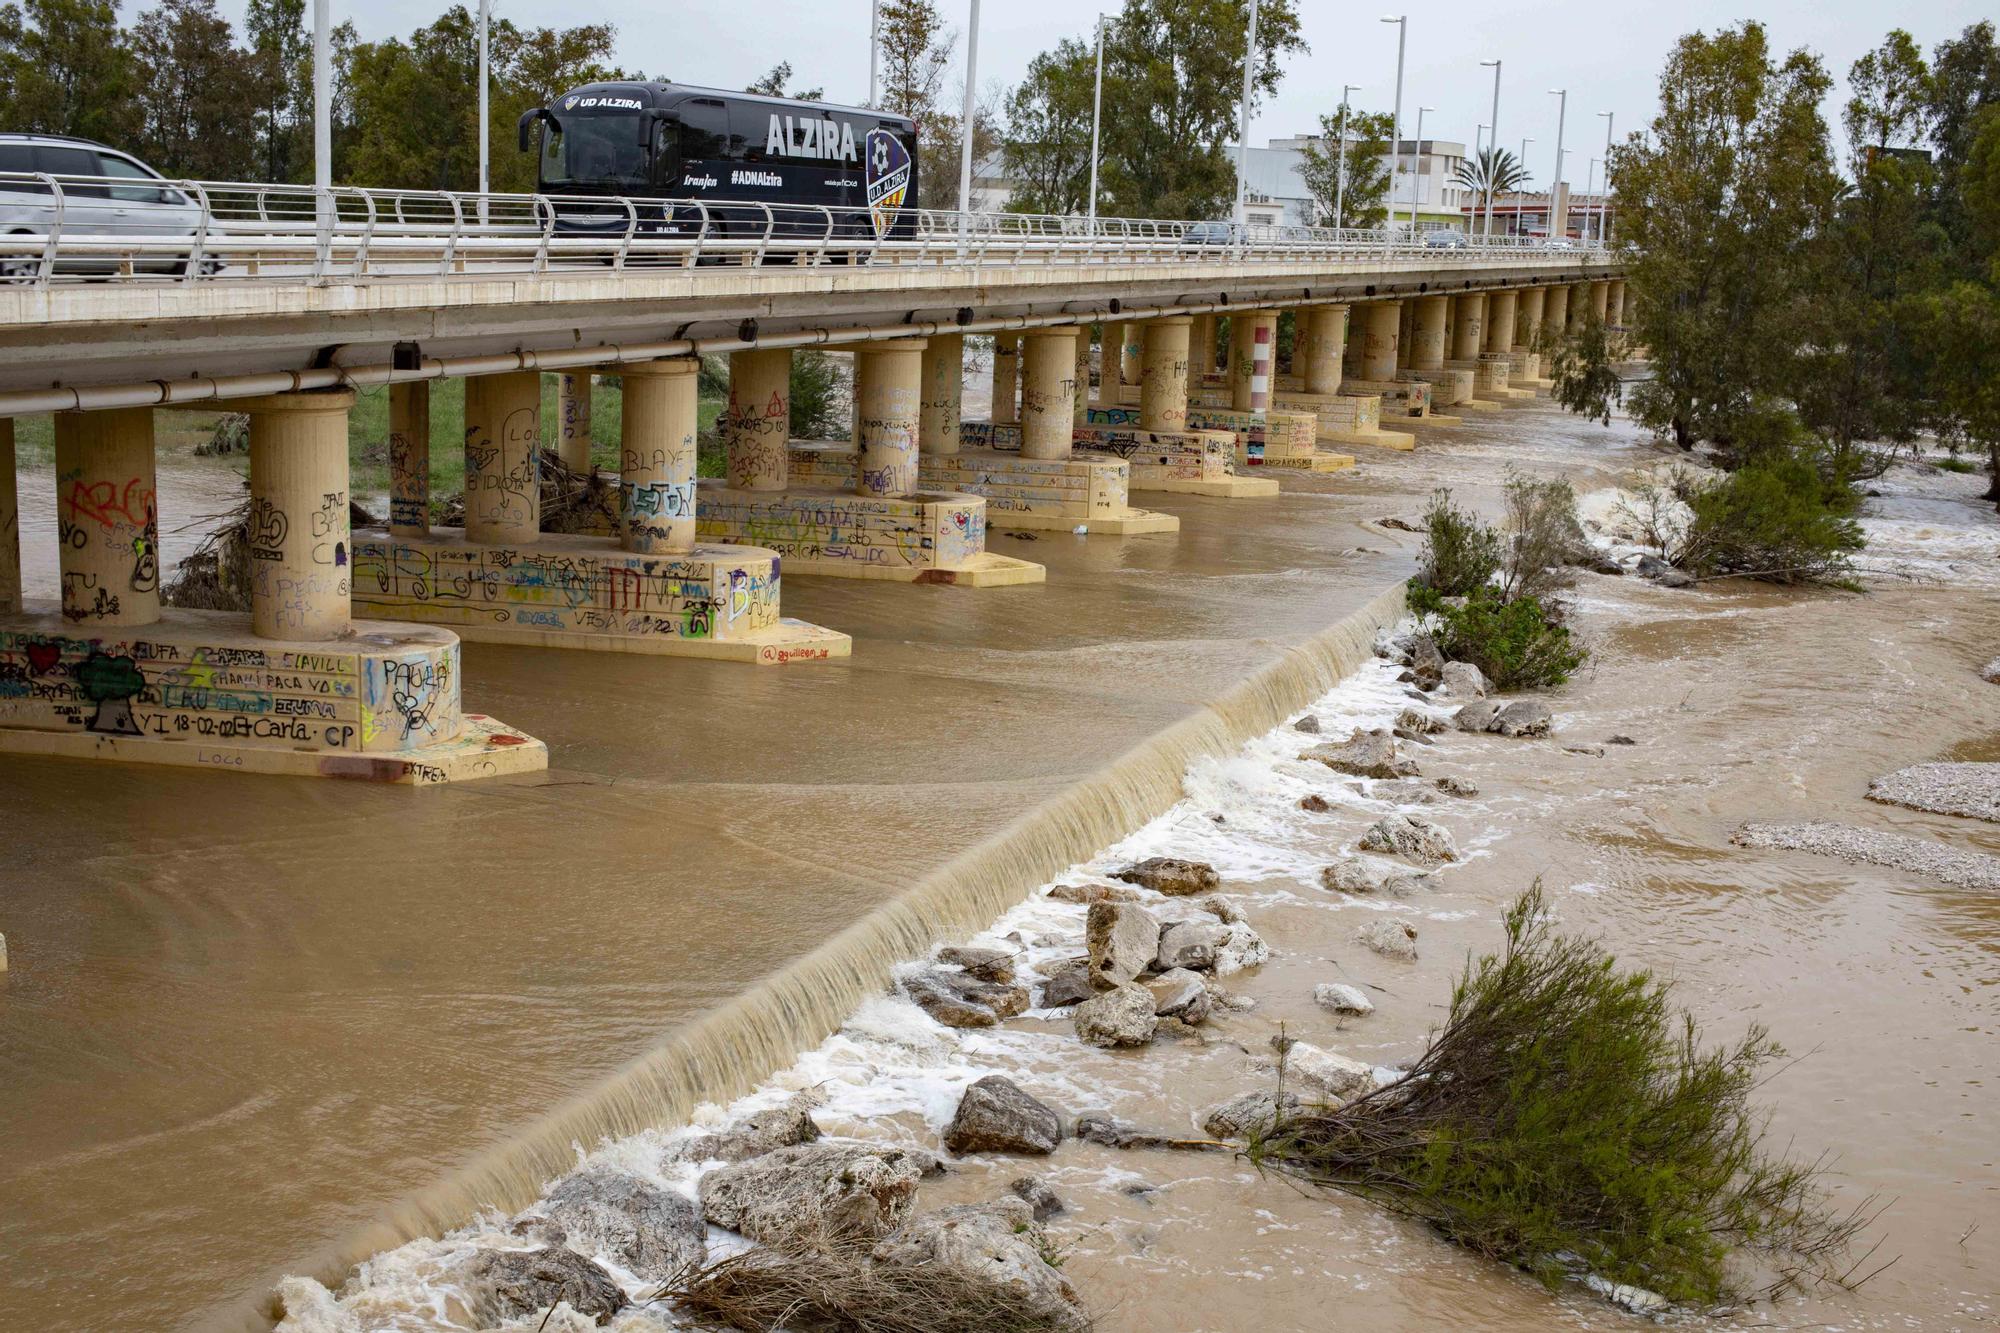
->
[[869, 0, 880, 106], [312, 0, 329, 193], [1517, 135, 1533, 235], [1333, 82, 1360, 230], [1596, 109, 1615, 244], [1380, 14, 1407, 242], [955, 0, 981, 241], [1585, 156, 1598, 242], [1409, 104, 1432, 231], [1087, 14, 1106, 224], [1234, 0, 1262, 238], [1479, 58, 1500, 237], [1548, 87, 1567, 238], [477, 0, 490, 201], [1471, 123, 1486, 234]]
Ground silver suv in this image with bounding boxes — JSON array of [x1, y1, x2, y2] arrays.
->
[[0, 134, 210, 279]]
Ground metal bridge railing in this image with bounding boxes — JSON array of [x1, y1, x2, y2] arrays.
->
[[0, 174, 1615, 288]]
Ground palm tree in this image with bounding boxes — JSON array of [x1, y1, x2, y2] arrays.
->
[[1453, 145, 1530, 197]]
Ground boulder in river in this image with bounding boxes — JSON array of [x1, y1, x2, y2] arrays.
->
[[1493, 699, 1554, 737], [1112, 856, 1221, 896], [1440, 661, 1488, 698], [1155, 919, 1226, 972], [1037, 958, 1096, 1008], [944, 1076, 1064, 1156], [1086, 901, 1162, 988], [1073, 983, 1158, 1047], [1146, 967, 1212, 1022], [1453, 700, 1506, 733], [1408, 633, 1446, 690], [1271, 1040, 1376, 1102], [870, 1198, 1084, 1329], [1313, 982, 1375, 1016], [1300, 728, 1419, 779], [1320, 855, 1425, 896], [1046, 881, 1143, 906], [530, 1166, 705, 1283], [1358, 918, 1419, 961], [937, 946, 1017, 984], [456, 1247, 626, 1327], [1358, 812, 1458, 867], [699, 1142, 926, 1243], [1210, 921, 1271, 976], [1434, 775, 1479, 797], [902, 967, 1030, 1028], [1636, 553, 1696, 587], [684, 1092, 823, 1163], [1395, 707, 1447, 735], [1009, 1175, 1065, 1221], [1201, 1088, 1302, 1139], [1292, 714, 1322, 734], [1299, 793, 1333, 812]]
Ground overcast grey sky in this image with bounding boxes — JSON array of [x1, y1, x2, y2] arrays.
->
[[244, 0, 1991, 189]]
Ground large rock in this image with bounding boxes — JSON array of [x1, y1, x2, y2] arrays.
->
[[1210, 921, 1270, 976], [1037, 958, 1096, 1008], [943, 1076, 1063, 1156], [1358, 918, 1419, 961], [1454, 700, 1506, 732], [1292, 714, 1322, 734], [902, 967, 1030, 1028], [1395, 707, 1446, 735], [1300, 727, 1419, 780], [1313, 982, 1375, 1016], [528, 1167, 705, 1283], [1435, 776, 1479, 797], [1493, 699, 1553, 737], [1111, 856, 1220, 896], [1320, 855, 1424, 895], [1155, 919, 1227, 971], [938, 946, 1017, 984], [1072, 983, 1158, 1047], [1146, 967, 1212, 1022], [1201, 1089, 1302, 1139], [1636, 553, 1695, 588], [1047, 881, 1143, 906], [1086, 901, 1161, 989], [1274, 1041, 1376, 1102], [684, 1093, 823, 1164], [698, 1142, 925, 1244], [1408, 633, 1447, 690], [1010, 1175, 1065, 1221], [456, 1247, 626, 1327], [871, 1199, 1084, 1330], [1440, 661, 1488, 698], [1358, 812, 1459, 867]]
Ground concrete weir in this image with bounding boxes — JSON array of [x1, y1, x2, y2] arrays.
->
[[0, 394, 546, 781]]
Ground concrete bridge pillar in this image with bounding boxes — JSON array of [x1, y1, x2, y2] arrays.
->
[[0, 418, 17, 613], [855, 340, 926, 497], [1361, 302, 1401, 381], [1190, 314, 1216, 375], [240, 390, 355, 641], [1230, 311, 1278, 411], [463, 370, 541, 544], [1139, 316, 1192, 432], [1569, 282, 1591, 328], [1299, 306, 1347, 394], [54, 406, 160, 628], [723, 348, 792, 491], [920, 334, 964, 456], [619, 359, 700, 552], [1518, 287, 1547, 349], [1543, 284, 1571, 343], [1606, 280, 1627, 326], [1412, 296, 1449, 371], [388, 382, 430, 538], [1020, 327, 1078, 460], [1118, 321, 1143, 388], [1485, 290, 1519, 354], [557, 372, 593, 473], [1588, 280, 1610, 323], [1397, 301, 1417, 371], [991, 333, 1021, 425], [1453, 294, 1486, 360], [1074, 328, 1093, 424]]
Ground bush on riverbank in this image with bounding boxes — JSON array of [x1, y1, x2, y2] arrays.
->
[[1410, 587, 1588, 690], [1679, 451, 1866, 586], [1253, 885, 1871, 1306]]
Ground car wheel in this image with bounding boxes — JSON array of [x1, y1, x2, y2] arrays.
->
[[0, 235, 38, 283]]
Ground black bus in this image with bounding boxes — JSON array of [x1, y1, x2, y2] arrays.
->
[[519, 82, 920, 247]]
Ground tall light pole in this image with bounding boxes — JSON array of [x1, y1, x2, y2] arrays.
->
[[1333, 82, 1360, 230], [477, 0, 490, 198], [1548, 87, 1567, 238], [1470, 124, 1486, 233], [955, 0, 981, 238], [1479, 58, 1500, 237], [1517, 135, 1533, 234], [869, 0, 881, 106], [312, 0, 330, 195], [1380, 14, 1406, 240], [1087, 14, 1106, 223], [1409, 104, 1432, 229], [1233, 0, 1262, 234], [1584, 156, 1598, 242], [1596, 109, 1615, 244]]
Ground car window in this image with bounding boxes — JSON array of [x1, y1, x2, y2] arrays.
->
[[0, 143, 51, 194], [94, 152, 179, 205], [33, 146, 106, 197]]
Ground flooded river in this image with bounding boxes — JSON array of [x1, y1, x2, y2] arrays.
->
[[4, 399, 1996, 1331]]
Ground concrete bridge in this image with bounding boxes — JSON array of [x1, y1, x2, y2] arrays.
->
[[0, 179, 1627, 784]]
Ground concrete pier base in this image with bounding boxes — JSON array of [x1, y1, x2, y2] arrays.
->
[[787, 443, 1176, 535], [1217, 389, 1413, 452], [977, 413, 1281, 497], [1451, 357, 1532, 402], [697, 482, 1042, 585], [0, 603, 546, 781], [350, 527, 851, 661], [1179, 403, 1356, 471]]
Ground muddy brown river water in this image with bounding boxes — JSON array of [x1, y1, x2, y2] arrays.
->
[[3, 398, 1996, 1331]]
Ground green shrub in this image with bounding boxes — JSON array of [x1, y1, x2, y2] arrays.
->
[[1681, 451, 1865, 585], [1414, 489, 1502, 596], [790, 349, 848, 440], [1420, 590, 1587, 690], [1256, 886, 1869, 1306], [1499, 471, 1587, 601], [1936, 456, 1978, 474]]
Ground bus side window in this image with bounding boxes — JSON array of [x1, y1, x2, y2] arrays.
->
[[651, 119, 683, 188], [731, 103, 767, 163], [679, 99, 729, 162]]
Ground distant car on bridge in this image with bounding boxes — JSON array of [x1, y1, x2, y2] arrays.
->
[[0, 134, 214, 279], [519, 82, 921, 251], [1424, 230, 1470, 249]]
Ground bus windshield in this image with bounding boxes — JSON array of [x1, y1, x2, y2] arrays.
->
[[540, 113, 650, 190]]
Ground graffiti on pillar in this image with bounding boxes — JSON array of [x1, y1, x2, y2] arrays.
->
[[788, 438, 1124, 521], [697, 477, 985, 571], [723, 387, 792, 489], [468, 408, 542, 528], [969, 414, 1234, 484], [388, 430, 428, 530], [247, 498, 289, 561], [78, 650, 145, 735], [60, 474, 159, 607], [311, 490, 350, 569], [59, 573, 121, 624]]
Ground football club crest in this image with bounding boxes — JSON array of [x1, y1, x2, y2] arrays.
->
[[864, 128, 911, 240]]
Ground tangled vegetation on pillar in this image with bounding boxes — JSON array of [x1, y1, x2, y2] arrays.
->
[[1406, 484, 1588, 690], [1251, 885, 1876, 1307]]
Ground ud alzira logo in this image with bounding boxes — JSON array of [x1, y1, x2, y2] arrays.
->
[[865, 128, 910, 240]]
